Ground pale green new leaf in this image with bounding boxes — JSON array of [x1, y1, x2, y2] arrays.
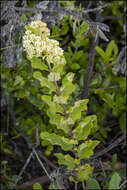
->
[[77, 164, 93, 181], [68, 99, 88, 123], [33, 183, 43, 190], [49, 113, 70, 133], [53, 63, 65, 74], [60, 83, 75, 99], [62, 72, 75, 84], [73, 115, 98, 140], [40, 132, 77, 151], [77, 140, 100, 159], [41, 96, 64, 113], [55, 153, 76, 170]]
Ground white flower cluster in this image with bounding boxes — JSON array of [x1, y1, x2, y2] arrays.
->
[[23, 30, 46, 59], [44, 38, 64, 64], [23, 20, 65, 64], [29, 20, 50, 36]]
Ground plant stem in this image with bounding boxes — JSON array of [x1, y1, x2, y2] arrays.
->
[[75, 182, 78, 190], [33, 148, 51, 181]]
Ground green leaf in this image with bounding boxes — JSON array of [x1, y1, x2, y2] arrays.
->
[[95, 90, 115, 108], [2, 148, 13, 155], [31, 57, 48, 71], [49, 113, 70, 133], [14, 76, 24, 86], [40, 132, 77, 151], [77, 140, 100, 159], [62, 72, 75, 84], [77, 164, 93, 181], [96, 46, 106, 60], [59, 0, 75, 8], [119, 112, 126, 131], [60, 82, 75, 99], [73, 115, 98, 140], [60, 24, 69, 36], [41, 95, 52, 105], [33, 71, 43, 81], [55, 153, 76, 170], [21, 13, 28, 22], [45, 101, 64, 114], [70, 63, 80, 70], [72, 50, 84, 61], [105, 40, 118, 63], [48, 72, 60, 82], [80, 21, 89, 34], [42, 95, 64, 113], [1, 160, 8, 165], [33, 183, 43, 190], [86, 177, 100, 190], [90, 74, 102, 87], [111, 154, 117, 169], [40, 77, 56, 92], [53, 64, 65, 74], [109, 172, 121, 190], [68, 99, 88, 123]]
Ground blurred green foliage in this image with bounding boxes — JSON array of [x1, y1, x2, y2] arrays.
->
[[1, 1, 126, 189]]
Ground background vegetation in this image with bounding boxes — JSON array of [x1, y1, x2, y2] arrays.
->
[[1, 0, 126, 189]]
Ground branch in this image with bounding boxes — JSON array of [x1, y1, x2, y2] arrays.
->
[[13, 4, 111, 15], [82, 1, 102, 99], [13, 176, 49, 189], [82, 38, 97, 99], [90, 133, 126, 160], [101, 16, 124, 22], [13, 150, 34, 187]]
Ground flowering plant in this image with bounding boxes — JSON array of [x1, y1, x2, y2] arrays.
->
[[23, 20, 99, 187]]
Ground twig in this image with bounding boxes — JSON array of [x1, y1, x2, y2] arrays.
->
[[90, 133, 126, 160], [13, 4, 111, 15], [82, 38, 97, 99], [33, 148, 51, 181], [13, 176, 49, 189], [37, 150, 57, 169], [0, 44, 22, 51], [13, 150, 34, 187], [101, 16, 124, 22], [82, 1, 102, 99], [113, 46, 127, 73], [35, 123, 40, 147], [92, 85, 119, 91], [75, 182, 78, 190], [119, 179, 127, 190]]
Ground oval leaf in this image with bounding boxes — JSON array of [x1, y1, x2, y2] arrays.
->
[[109, 172, 121, 190]]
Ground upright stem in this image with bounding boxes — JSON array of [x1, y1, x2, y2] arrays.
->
[[75, 182, 78, 190]]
